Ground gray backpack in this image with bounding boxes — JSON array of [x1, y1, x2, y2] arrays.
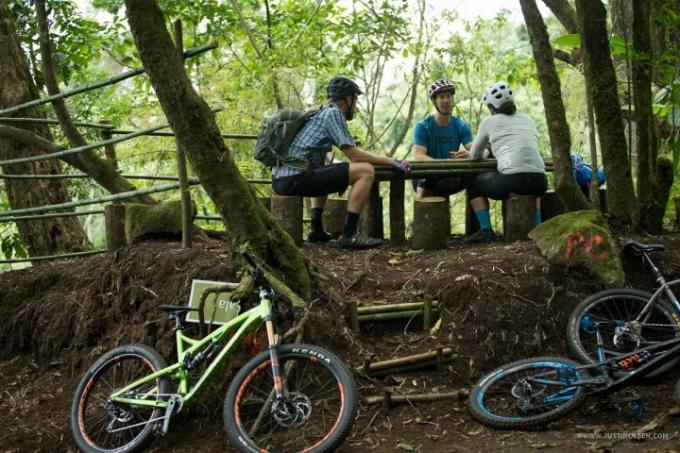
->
[[253, 107, 320, 167]]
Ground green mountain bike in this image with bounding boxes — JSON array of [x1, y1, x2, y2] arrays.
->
[[70, 252, 358, 452]]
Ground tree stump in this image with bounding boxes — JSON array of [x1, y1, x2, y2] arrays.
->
[[258, 197, 271, 212], [412, 197, 448, 249], [322, 198, 347, 238], [271, 195, 303, 245], [359, 182, 383, 239], [105, 204, 126, 251], [541, 190, 566, 221], [502, 195, 536, 242]]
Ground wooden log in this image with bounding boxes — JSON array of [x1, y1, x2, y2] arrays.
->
[[540, 190, 566, 221], [366, 389, 469, 406], [465, 191, 480, 236], [359, 182, 383, 239], [271, 195, 302, 245], [322, 198, 347, 237], [357, 348, 454, 372], [502, 195, 536, 242], [357, 301, 440, 314], [412, 197, 448, 249], [105, 204, 126, 251], [675, 196, 680, 231], [389, 178, 406, 245], [257, 196, 271, 212]]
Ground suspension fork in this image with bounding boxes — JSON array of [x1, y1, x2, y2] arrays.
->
[[260, 287, 289, 400]]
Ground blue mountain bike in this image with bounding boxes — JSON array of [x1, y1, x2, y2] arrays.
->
[[469, 241, 680, 429]]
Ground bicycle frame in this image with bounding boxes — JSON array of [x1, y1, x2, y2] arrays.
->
[[109, 298, 272, 410], [638, 251, 680, 322], [527, 336, 680, 398]]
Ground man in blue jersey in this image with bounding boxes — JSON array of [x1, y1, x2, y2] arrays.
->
[[411, 79, 474, 198], [272, 77, 410, 249]]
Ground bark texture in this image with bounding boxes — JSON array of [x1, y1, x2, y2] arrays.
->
[[0, 0, 91, 257], [632, 0, 657, 230], [576, 0, 637, 226], [520, 0, 590, 211], [124, 0, 312, 297]]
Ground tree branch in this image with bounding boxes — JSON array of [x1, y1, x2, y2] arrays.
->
[[541, 0, 578, 34]]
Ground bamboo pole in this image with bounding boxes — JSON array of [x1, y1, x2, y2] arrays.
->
[[0, 250, 107, 264], [0, 118, 258, 140], [356, 301, 439, 314], [357, 348, 454, 372], [174, 19, 192, 249], [423, 299, 432, 330], [364, 357, 457, 377], [366, 389, 468, 406], [0, 181, 198, 217], [0, 123, 171, 166], [0, 210, 104, 223], [0, 42, 218, 117], [348, 301, 360, 332], [357, 309, 425, 322]]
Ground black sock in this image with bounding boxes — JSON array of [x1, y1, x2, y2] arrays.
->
[[342, 212, 360, 237], [310, 208, 324, 232]]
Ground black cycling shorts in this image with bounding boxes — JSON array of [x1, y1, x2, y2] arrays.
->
[[412, 176, 466, 197], [466, 171, 548, 200], [272, 163, 350, 198]]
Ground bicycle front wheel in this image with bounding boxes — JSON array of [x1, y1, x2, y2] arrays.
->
[[468, 356, 587, 430], [567, 289, 680, 376], [70, 344, 170, 453], [224, 343, 358, 453]]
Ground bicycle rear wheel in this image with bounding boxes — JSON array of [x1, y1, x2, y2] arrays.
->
[[70, 344, 170, 453], [468, 356, 587, 430], [567, 289, 680, 377], [223, 343, 358, 453]]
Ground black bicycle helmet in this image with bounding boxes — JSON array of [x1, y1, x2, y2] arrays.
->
[[327, 77, 363, 100]]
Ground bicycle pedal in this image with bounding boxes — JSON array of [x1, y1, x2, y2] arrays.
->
[[161, 395, 183, 435]]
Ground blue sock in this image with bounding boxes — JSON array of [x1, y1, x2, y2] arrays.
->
[[534, 208, 541, 226], [475, 209, 492, 230]]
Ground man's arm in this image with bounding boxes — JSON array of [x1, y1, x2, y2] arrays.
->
[[412, 144, 434, 161], [341, 145, 397, 166]]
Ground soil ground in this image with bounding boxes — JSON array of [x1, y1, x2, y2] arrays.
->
[[1, 234, 680, 452]]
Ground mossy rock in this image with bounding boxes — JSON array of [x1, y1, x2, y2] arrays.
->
[[528, 210, 624, 285], [125, 199, 194, 243]]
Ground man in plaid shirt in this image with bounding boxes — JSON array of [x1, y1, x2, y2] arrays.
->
[[273, 77, 410, 249]]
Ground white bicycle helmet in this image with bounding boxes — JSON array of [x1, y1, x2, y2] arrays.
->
[[482, 82, 513, 109]]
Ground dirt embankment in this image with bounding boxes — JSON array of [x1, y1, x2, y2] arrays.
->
[[1, 235, 680, 452]]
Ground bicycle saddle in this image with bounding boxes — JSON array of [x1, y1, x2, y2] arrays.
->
[[158, 304, 199, 316], [623, 240, 664, 254]]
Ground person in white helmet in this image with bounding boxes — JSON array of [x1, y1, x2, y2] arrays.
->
[[457, 82, 547, 243], [410, 79, 474, 199]]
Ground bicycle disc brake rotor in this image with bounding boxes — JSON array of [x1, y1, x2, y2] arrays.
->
[[614, 322, 642, 349], [271, 392, 312, 428], [511, 379, 546, 413]]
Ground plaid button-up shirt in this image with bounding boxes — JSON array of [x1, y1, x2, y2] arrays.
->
[[272, 103, 355, 179]]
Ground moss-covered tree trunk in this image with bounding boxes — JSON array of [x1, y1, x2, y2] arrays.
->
[[520, 0, 590, 211], [0, 0, 91, 257], [124, 0, 312, 298], [576, 0, 638, 226]]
